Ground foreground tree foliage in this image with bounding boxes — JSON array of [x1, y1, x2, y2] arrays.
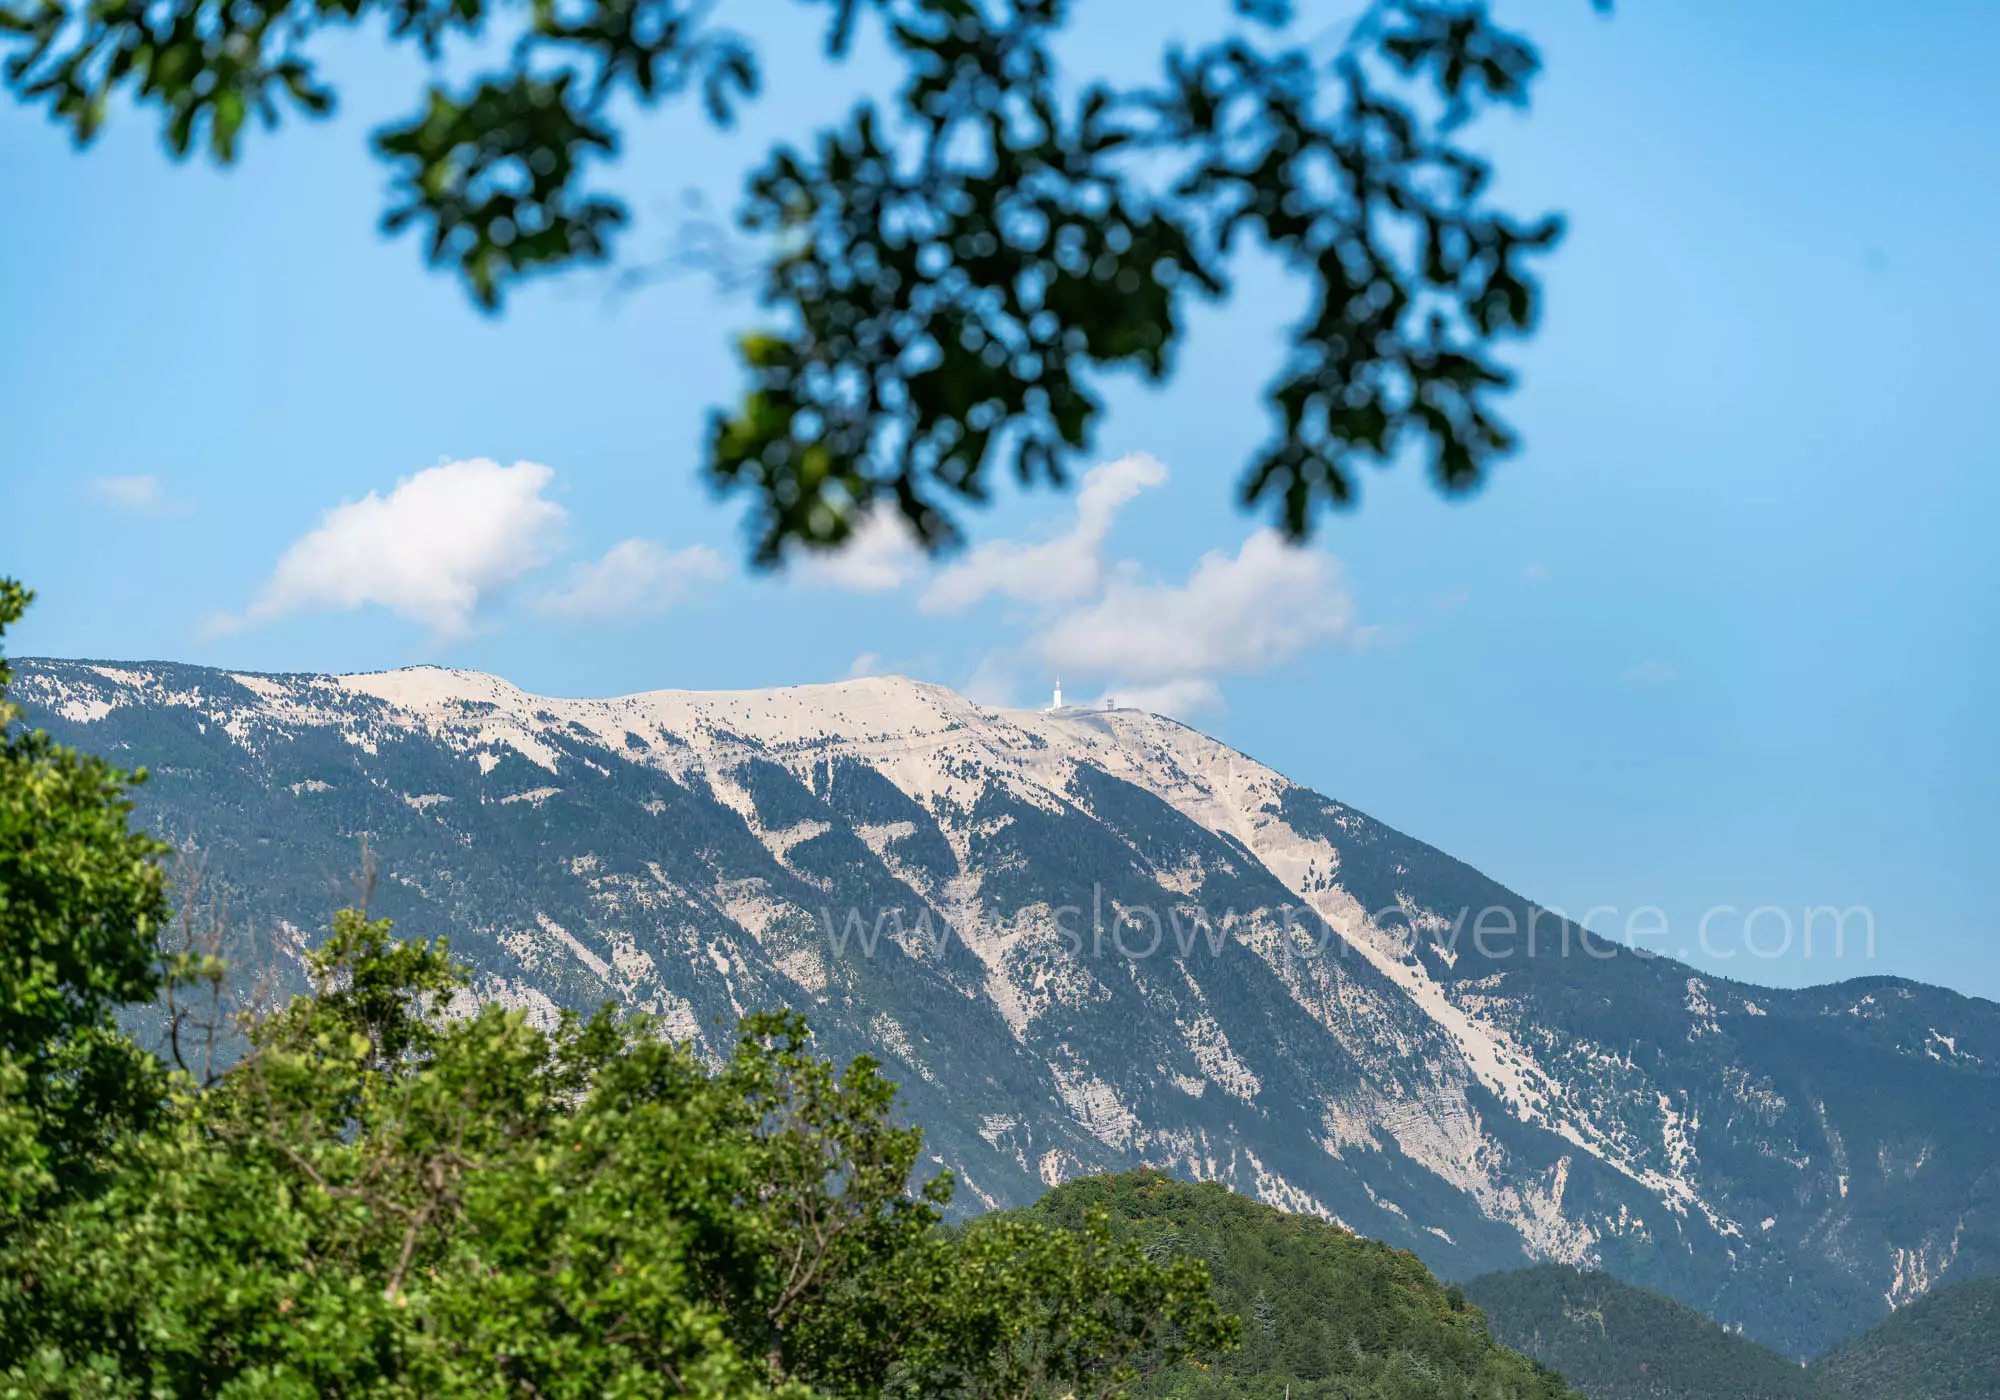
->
[[1, 1, 1600, 561], [0, 914, 1231, 1395], [0, 580, 1232, 1396], [0, 581, 168, 1225]]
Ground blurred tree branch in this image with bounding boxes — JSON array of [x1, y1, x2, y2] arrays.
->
[[2, 0, 1607, 562]]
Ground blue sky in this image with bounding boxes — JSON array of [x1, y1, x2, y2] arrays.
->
[[4, 2, 1997, 999]]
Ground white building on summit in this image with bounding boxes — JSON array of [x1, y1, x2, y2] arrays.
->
[[1049, 676, 1063, 711]]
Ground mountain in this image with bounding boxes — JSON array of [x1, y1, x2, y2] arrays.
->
[[11, 659, 2000, 1357], [1465, 1264, 1848, 1400], [1024, 1168, 1582, 1400], [1811, 1276, 2000, 1400]]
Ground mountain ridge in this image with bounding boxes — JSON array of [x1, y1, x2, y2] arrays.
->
[[11, 657, 1999, 1358]]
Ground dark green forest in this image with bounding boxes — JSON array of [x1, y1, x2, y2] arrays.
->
[[1464, 1264, 1847, 1400], [1465, 1263, 2000, 1400], [1025, 1171, 1580, 1400], [1811, 1277, 2000, 1400]]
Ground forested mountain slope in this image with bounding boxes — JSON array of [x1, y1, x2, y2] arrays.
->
[[1025, 1170, 1581, 1400], [1466, 1264, 1850, 1400], [1811, 1276, 2000, 1400]]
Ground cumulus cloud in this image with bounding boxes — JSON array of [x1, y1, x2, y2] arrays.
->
[[796, 510, 929, 593], [760, 450, 1354, 718], [536, 539, 724, 619], [90, 474, 189, 515], [1096, 677, 1225, 717], [789, 452, 1164, 606], [232, 459, 566, 637], [921, 453, 1165, 614], [1031, 530, 1356, 715]]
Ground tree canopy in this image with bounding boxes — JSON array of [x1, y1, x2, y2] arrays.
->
[[1, 1, 1598, 562]]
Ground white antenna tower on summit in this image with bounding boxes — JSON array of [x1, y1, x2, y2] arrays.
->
[[1049, 675, 1063, 711]]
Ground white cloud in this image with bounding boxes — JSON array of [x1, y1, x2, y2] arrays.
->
[[1097, 677, 1225, 717], [921, 453, 1166, 614], [796, 510, 928, 593], [959, 652, 1024, 708], [763, 451, 1353, 718], [536, 539, 723, 619], [1031, 530, 1356, 715], [842, 651, 884, 680], [89, 474, 189, 515], [233, 458, 565, 637], [791, 453, 1165, 605]]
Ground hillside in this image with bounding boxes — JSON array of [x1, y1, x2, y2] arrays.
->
[[1811, 1277, 2000, 1400], [1465, 1265, 1847, 1400], [11, 659, 2000, 1356], [1027, 1170, 1580, 1400]]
